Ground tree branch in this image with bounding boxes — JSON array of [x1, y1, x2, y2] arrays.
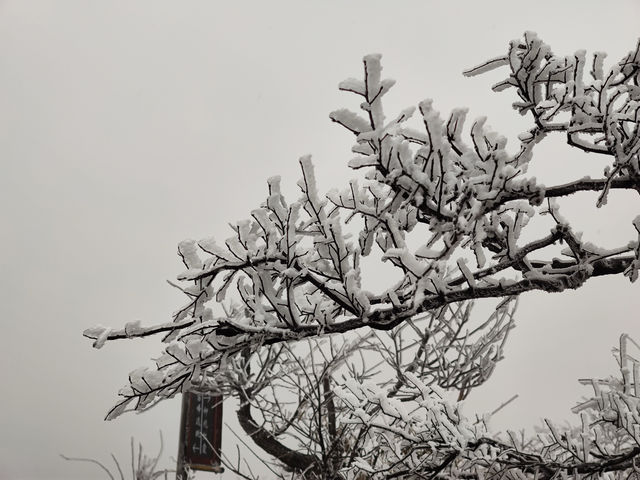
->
[[236, 400, 319, 474]]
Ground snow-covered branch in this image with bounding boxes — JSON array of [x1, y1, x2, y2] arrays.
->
[[85, 32, 640, 479]]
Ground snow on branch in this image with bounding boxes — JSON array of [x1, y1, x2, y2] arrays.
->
[[335, 335, 640, 479], [85, 33, 640, 477]]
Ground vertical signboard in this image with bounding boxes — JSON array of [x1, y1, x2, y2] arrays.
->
[[176, 392, 223, 478]]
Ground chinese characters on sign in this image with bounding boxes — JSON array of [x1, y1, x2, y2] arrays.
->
[[176, 392, 223, 478]]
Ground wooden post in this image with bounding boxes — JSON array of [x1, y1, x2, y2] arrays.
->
[[176, 392, 224, 479]]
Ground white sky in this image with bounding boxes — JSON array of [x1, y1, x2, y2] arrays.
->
[[1, 2, 639, 479]]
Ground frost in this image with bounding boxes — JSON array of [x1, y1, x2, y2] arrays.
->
[[463, 55, 510, 77], [85, 34, 640, 480], [178, 239, 202, 269], [329, 108, 371, 134], [92, 327, 112, 349]]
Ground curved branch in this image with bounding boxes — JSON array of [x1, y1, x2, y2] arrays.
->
[[236, 400, 319, 474]]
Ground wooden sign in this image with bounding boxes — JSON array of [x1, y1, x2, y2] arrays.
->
[[176, 392, 224, 478]]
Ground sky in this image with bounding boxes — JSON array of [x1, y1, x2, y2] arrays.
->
[[1, 1, 639, 479]]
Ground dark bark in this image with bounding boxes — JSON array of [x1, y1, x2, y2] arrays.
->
[[236, 400, 319, 475], [217, 254, 634, 341]]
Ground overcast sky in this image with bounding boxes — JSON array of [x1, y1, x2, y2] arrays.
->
[[1, 2, 639, 479]]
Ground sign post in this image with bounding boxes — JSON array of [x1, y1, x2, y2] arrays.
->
[[176, 392, 224, 479]]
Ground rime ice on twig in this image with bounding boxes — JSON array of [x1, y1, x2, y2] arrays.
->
[[85, 32, 640, 479]]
